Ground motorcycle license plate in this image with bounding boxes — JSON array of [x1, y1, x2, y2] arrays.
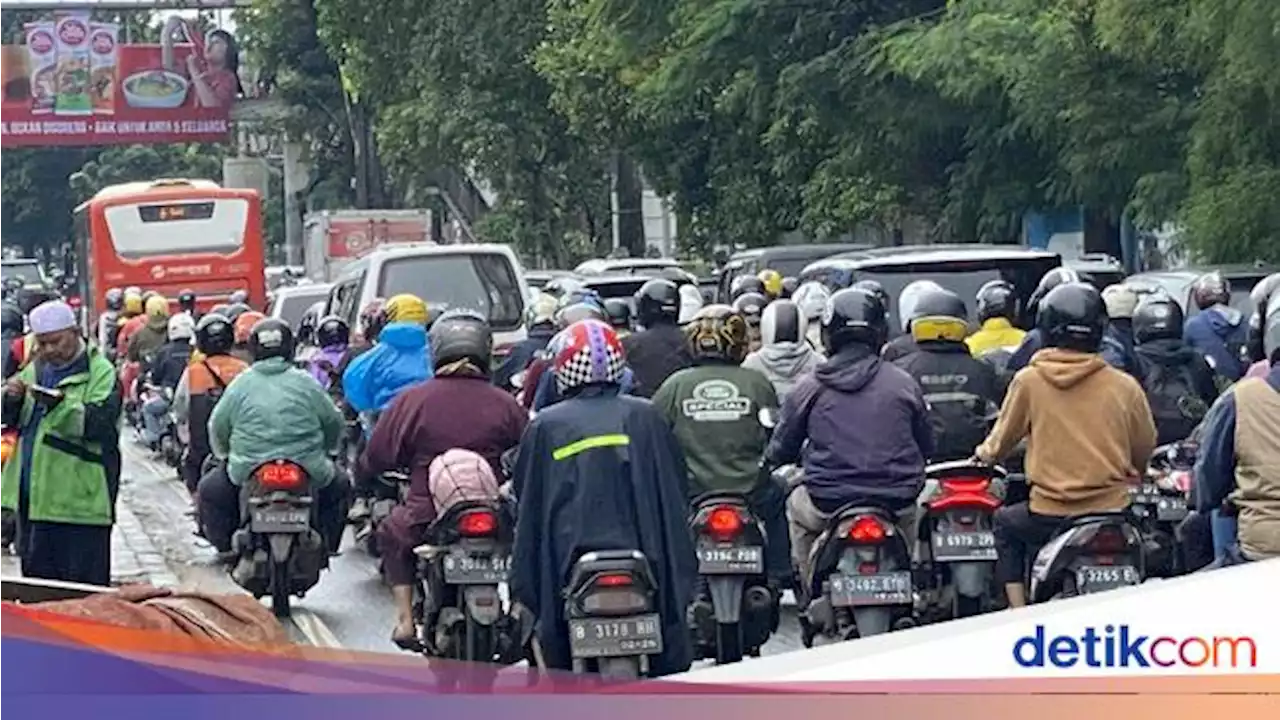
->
[[931, 530, 997, 562], [1130, 485, 1161, 506], [828, 571, 913, 607], [568, 613, 663, 659], [1075, 565, 1140, 594], [697, 544, 764, 574], [250, 507, 309, 533], [1156, 496, 1188, 522], [442, 552, 511, 585]]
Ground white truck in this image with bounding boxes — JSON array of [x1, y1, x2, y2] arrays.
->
[[302, 209, 435, 282]]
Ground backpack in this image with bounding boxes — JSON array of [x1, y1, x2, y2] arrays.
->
[[1138, 357, 1209, 443]]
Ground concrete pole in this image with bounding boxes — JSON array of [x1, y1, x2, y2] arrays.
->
[[282, 140, 310, 267]]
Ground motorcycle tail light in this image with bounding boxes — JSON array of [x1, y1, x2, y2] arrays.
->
[[931, 476, 1000, 511], [594, 573, 634, 588], [255, 460, 306, 491], [705, 506, 743, 541], [457, 509, 498, 537], [1087, 526, 1128, 555], [847, 515, 887, 544]]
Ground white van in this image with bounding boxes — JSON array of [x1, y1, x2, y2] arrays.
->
[[325, 243, 530, 355]]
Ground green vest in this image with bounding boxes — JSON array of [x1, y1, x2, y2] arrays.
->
[[1, 347, 120, 526]]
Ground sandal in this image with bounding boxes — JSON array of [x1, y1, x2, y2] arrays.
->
[[392, 631, 424, 653]]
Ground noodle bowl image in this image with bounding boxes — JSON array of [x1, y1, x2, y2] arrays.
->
[[122, 69, 188, 108]]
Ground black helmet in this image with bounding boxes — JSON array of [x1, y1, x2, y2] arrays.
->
[[1246, 273, 1280, 362], [780, 276, 799, 299], [224, 302, 251, 321], [822, 288, 889, 355], [177, 289, 197, 312], [1037, 282, 1106, 353], [850, 279, 890, 311], [760, 299, 803, 345], [17, 288, 55, 315], [684, 304, 750, 364], [1028, 267, 1082, 317], [1, 302, 23, 333], [229, 289, 250, 306], [104, 287, 125, 312], [247, 317, 295, 362], [1133, 296, 1185, 345], [635, 278, 680, 327], [730, 274, 766, 301], [976, 280, 1018, 323], [296, 305, 320, 345], [1190, 272, 1230, 310], [430, 309, 493, 369], [194, 312, 235, 356], [732, 292, 767, 327], [315, 315, 350, 348], [909, 287, 969, 343], [603, 298, 633, 331]]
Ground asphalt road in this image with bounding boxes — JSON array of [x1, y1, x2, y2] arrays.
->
[[117, 433, 806, 658]]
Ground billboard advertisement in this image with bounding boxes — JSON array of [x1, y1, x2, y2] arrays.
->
[[0, 13, 237, 147]]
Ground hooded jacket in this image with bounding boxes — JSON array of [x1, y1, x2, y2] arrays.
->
[[125, 315, 169, 364], [1184, 305, 1248, 382], [148, 339, 194, 391], [1006, 327, 1046, 374], [1101, 319, 1139, 377], [975, 348, 1157, 516], [307, 344, 347, 390], [341, 321, 433, 414], [208, 357, 344, 487], [965, 318, 1026, 358], [1132, 338, 1218, 446], [767, 345, 933, 514], [621, 323, 694, 398], [742, 341, 824, 402]]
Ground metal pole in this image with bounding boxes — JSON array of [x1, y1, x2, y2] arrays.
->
[[282, 141, 309, 267]]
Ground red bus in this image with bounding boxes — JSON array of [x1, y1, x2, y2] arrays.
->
[[73, 179, 267, 326]]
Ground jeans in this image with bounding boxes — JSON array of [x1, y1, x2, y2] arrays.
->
[[196, 460, 352, 554], [141, 395, 171, 446], [992, 502, 1064, 586], [1210, 509, 1238, 562]]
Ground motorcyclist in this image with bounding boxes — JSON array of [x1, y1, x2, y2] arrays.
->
[[173, 313, 248, 498], [1005, 267, 1084, 374], [176, 289, 198, 322], [529, 301, 636, 411], [881, 279, 942, 362], [341, 293, 434, 417], [780, 276, 799, 300], [621, 278, 693, 398], [732, 291, 767, 352], [965, 280, 1026, 380], [231, 311, 265, 364], [891, 286, 1003, 462], [1131, 296, 1217, 446], [730, 274, 767, 302], [223, 302, 252, 325], [123, 295, 171, 407], [741, 299, 824, 402], [508, 318, 696, 676], [2, 302, 23, 379], [1183, 272, 1249, 386], [1244, 272, 1280, 372], [228, 289, 250, 307], [200, 318, 351, 557], [295, 302, 322, 355], [1100, 284, 1141, 377], [493, 292, 557, 391], [96, 288, 125, 358], [791, 281, 831, 351], [977, 282, 1156, 607], [306, 316, 350, 392], [603, 297, 634, 338], [767, 287, 933, 586], [652, 305, 791, 588], [758, 269, 785, 301], [116, 290, 156, 361], [364, 309, 527, 648], [139, 313, 195, 449]]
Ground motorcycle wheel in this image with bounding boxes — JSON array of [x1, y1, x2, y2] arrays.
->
[[715, 622, 744, 665], [270, 556, 291, 617], [597, 656, 640, 681]]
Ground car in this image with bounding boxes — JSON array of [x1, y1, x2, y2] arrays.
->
[[525, 269, 578, 292], [1066, 253, 1127, 290], [574, 257, 684, 277], [579, 274, 660, 315], [716, 243, 872, 302], [324, 243, 530, 356], [799, 244, 1062, 332], [1126, 264, 1278, 318], [1, 258, 50, 294], [266, 282, 333, 330]]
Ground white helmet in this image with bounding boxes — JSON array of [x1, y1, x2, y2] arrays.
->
[[167, 312, 195, 341], [678, 284, 704, 324], [1102, 283, 1140, 320], [792, 282, 831, 322], [1265, 293, 1280, 362], [898, 280, 944, 333]]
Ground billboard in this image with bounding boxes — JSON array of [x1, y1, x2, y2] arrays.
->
[[0, 13, 237, 147]]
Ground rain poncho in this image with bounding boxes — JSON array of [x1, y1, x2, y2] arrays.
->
[[307, 344, 347, 390], [341, 321, 433, 413]]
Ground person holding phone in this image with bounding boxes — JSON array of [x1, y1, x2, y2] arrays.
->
[[1, 300, 123, 585]]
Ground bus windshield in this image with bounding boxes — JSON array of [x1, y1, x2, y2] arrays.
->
[[103, 198, 248, 257]]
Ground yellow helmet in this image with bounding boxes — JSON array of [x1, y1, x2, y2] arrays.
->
[[144, 295, 170, 320], [123, 292, 144, 315], [384, 293, 429, 324], [757, 269, 784, 299]]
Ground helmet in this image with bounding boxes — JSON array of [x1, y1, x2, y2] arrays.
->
[[757, 269, 784, 299], [1037, 282, 1106, 353], [296, 304, 321, 345], [730, 274, 766, 301], [1133, 296, 1185, 345], [1028, 267, 1082, 317], [543, 276, 587, 298], [360, 298, 387, 339], [635, 278, 680, 327], [195, 313, 235, 355], [780, 276, 799, 299], [897, 280, 943, 333], [792, 282, 831, 322], [104, 287, 124, 312], [1246, 273, 1280, 362], [822, 288, 889, 355], [1264, 293, 1280, 363], [559, 287, 604, 313], [551, 319, 627, 395], [976, 280, 1018, 323], [603, 298, 633, 331], [167, 313, 195, 342], [1101, 283, 1140, 320], [1190, 272, 1230, 310], [209, 303, 230, 318], [684, 304, 750, 364], [123, 288, 144, 315], [228, 289, 249, 306], [384, 293, 429, 325], [141, 290, 159, 306], [144, 294, 170, 320], [224, 302, 251, 322], [430, 309, 493, 369], [234, 311, 266, 345], [678, 284, 705, 324], [760, 299, 805, 345], [315, 315, 350, 348], [527, 292, 559, 328], [851, 279, 890, 312], [1, 302, 22, 333], [177, 289, 197, 313], [732, 292, 767, 328], [124, 285, 142, 297], [658, 266, 695, 286], [909, 287, 969, 343], [247, 317, 295, 362], [556, 301, 606, 329]]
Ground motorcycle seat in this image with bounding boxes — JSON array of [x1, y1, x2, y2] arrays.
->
[[567, 549, 657, 592], [690, 492, 751, 510]]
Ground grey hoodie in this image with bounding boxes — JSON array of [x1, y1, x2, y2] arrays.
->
[[742, 341, 824, 402]]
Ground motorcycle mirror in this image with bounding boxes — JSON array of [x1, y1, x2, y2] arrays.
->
[[758, 407, 778, 429]]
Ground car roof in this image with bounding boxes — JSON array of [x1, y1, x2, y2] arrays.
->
[[804, 244, 1060, 274], [575, 258, 680, 273], [1131, 265, 1278, 282], [728, 243, 871, 262], [270, 283, 332, 298]]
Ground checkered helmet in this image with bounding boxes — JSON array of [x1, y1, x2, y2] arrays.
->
[[551, 319, 627, 395]]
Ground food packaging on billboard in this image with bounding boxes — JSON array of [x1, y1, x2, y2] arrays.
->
[[24, 22, 56, 115], [53, 12, 92, 116], [89, 23, 118, 115]]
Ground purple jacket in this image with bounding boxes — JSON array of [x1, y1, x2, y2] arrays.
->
[[768, 345, 933, 514], [308, 345, 347, 389]]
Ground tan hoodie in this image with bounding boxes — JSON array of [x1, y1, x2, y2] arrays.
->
[[976, 348, 1157, 516]]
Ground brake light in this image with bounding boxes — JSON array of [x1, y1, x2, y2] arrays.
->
[[940, 477, 990, 494], [705, 506, 743, 541], [930, 476, 1000, 511], [457, 509, 497, 537], [847, 515, 886, 543], [594, 573, 633, 588], [1087, 526, 1128, 554], [254, 460, 305, 491]]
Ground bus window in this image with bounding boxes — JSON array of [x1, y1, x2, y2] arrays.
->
[[103, 199, 248, 258]]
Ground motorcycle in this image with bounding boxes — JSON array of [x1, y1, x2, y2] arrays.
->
[[1129, 443, 1194, 578], [412, 499, 514, 687], [357, 469, 411, 560], [1029, 511, 1146, 603], [921, 460, 1003, 619], [229, 459, 328, 617], [564, 550, 665, 680], [144, 384, 184, 468]]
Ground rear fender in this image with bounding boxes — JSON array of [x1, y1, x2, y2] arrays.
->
[[267, 533, 294, 565], [707, 576, 744, 624], [851, 607, 892, 638], [949, 562, 990, 598], [462, 585, 502, 626]]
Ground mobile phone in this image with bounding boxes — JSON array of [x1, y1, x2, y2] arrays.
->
[[30, 385, 64, 403]]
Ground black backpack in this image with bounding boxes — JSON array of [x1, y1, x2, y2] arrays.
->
[[1138, 357, 1209, 443]]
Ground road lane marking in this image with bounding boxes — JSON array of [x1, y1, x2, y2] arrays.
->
[[290, 608, 342, 648]]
